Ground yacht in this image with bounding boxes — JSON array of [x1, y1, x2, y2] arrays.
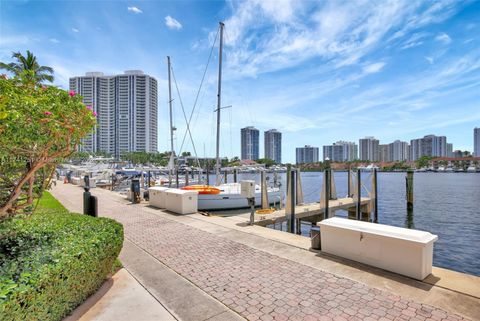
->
[[196, 183, 282, 210]]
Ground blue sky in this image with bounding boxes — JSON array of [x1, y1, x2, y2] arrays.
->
[[1, 0, 479, 162]]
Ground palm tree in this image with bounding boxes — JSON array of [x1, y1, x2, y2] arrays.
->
[[0, 50, 54, 83]]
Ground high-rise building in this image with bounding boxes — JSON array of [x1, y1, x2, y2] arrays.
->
[[241, 126, 259, 160], [447, 143, 453, 157], [296, 145, 319, 164], [70, 71, 158, 158], [409, 134, 447, 161], [389, 140, 409, 162], [323, 145, 333, 161], [336, 141, 358, 161], [475, 127, 480, 157], [378, 144, 390, 162], [359, 137, 379, 161], [323, 141, 357, 162], [323, 144, 343, 162], [264, 129, 282, 163]]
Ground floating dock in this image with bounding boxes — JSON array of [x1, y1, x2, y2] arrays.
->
[[249, 197, 371, 227]]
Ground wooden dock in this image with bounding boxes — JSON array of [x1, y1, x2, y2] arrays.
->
[[211, 197, 372, 227], [254, 197, 371, 226]]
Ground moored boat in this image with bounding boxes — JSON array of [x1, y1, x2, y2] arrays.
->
[[196, 183, 282, 210]]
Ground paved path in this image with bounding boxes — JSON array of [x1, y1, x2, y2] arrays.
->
[[52, 184, 472, 321], [65, 269, 176, 321]]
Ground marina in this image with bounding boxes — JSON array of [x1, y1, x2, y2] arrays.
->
[[50, 182, 480, 321], [64, 166, 480, 277]]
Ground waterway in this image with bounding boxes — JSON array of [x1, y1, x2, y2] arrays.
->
[[214, 172, 480, 276]]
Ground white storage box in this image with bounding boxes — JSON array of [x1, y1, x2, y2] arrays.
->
[[149, 187, 171, 208], [240, 180, 255, 198], [71, 177, 81, 185], [165, 189, 198, 214], [319, 217, 438, 280]]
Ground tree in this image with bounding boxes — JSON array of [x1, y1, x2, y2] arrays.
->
[[0, 76, 96, 218], [121, 152, 168, 166], [256, 158, 276, 167], [415, 156, 432, 169], [227, 156, 240, 167], [0, 50, 54, 84]]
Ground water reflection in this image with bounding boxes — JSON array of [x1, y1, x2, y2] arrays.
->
[[405, 208, 415, 229]]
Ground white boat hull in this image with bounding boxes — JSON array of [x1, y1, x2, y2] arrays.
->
[[197, 183, 283, 210]]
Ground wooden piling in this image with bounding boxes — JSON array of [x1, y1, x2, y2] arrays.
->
[[406, 169, 414, 210], [185, 169, 189, 186], [356, 168, 361, 220], [373, 168, 378, 223], [206, 164, 210, 185], [324, 169, 330, 219], [347, 169, 351, 197], [289, 169, 295, 234], [234, 168, 238, 183]]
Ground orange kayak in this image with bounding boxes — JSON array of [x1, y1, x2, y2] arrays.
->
[[181, 185, 221, 195]]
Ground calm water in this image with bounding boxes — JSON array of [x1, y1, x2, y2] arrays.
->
[[214, 172, 480, 276]]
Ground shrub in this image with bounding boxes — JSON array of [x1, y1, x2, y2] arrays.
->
[[0, 75, 96, 217], [0, 192, 123, 320]]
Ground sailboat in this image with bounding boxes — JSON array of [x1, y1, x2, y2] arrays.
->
[[181, 22, 282, 211]]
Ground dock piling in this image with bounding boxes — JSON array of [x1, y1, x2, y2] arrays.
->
[[261, 170, 269, 209], [356, 169, 361, 220], [285, 164, 291, 214], [185, 169, 189, 186], [234, 168, 238, 183], [296, 168, 304, 205], [406, 169, 414, 210], [324, 169, 330, 219], [175, 168, 179, 188], [373, 168, 378, 223], [347, 169, 351, 197], [206, 164, 210, 185], [287, 169, 296, 233]]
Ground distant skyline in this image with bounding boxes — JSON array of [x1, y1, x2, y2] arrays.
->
[[1, 0, 480, 162]]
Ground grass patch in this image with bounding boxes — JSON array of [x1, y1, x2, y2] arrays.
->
[[35, 191, 67, 212], [0, 191, 124, 321]]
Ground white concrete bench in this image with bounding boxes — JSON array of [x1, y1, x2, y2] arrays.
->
[[319, 217, 438, 280]]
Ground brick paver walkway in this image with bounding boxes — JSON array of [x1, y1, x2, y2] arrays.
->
[[100, 204, 468, 321]]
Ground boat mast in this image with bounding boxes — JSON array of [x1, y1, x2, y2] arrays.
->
[[215, 22, 225, 186], [167, 56, 175, 186]]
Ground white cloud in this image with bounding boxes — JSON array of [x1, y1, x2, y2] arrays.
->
[[218, 0, 461, 77], [49, 38, 60, 43], [0, 35, 31, 46], [72, 28, 79, 33], [425, 56, 434, 64], [435, 32, 452, 44], [363, 62, 386, 74], [127, 6, 142, 14], [165, 16, 182, 30], [401, 32, 428, 49]]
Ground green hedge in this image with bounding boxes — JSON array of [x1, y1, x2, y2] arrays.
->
[[0, 192, 124, 320]]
